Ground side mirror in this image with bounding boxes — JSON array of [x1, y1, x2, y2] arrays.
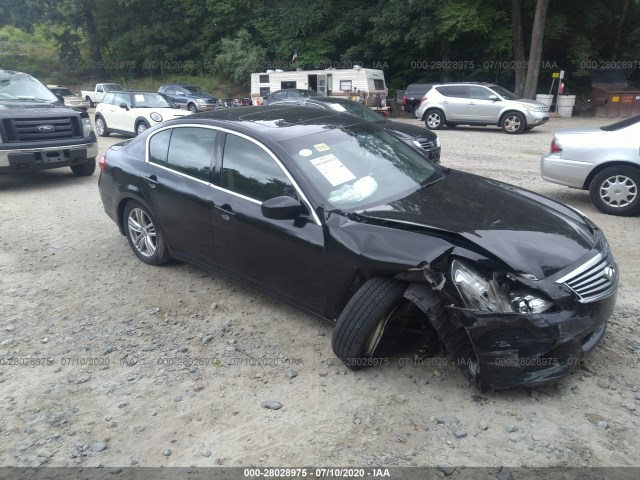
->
[[119, 103, 129, 110], [261, 196, 304, 220], [488, 95, 498, 101]]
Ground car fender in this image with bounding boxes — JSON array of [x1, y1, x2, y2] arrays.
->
[[583, 161, 640, 190]]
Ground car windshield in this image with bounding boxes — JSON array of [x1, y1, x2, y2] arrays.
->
[[131, 93, 176, 108], [490, 85, 520, 100], [52, 88, 74, 96], [0, 72, 58, 102], [184, 85, 208, 95], [600, 115, 640, 131], [103, 84, 124, 92], [320, 99, 385, 123], [279, 122, 442, 210]]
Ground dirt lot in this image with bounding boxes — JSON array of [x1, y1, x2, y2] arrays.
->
[[0, 113, 639, 470]]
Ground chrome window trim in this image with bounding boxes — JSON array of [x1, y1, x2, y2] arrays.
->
[[145, 124, 321, 225]]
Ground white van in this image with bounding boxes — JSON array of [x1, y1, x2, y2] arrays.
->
[[250, 67, 387, 106]]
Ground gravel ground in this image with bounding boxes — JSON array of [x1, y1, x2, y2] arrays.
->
[[0, 113, 639, 469]]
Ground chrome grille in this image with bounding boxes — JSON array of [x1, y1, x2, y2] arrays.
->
[[418, 139, 438, 149], [3, 117, 80, 142], [556, 252, 617, 303]]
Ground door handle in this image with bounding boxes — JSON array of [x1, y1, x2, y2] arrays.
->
[[144, 175, 160, 186], [214, 204, 236, 220]]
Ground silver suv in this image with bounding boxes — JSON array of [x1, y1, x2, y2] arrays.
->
[[414, 83, 549, 134]]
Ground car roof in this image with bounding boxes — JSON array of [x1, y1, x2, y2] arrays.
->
[[176, 105, 364, 142], [435, 82, 497, 87]]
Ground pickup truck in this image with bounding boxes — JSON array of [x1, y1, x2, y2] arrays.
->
[[0, 69, 99, 176], [80, 83, 124, 107]]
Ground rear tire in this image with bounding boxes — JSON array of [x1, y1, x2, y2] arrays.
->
[[332, 278, 407, 370], [123, 201, 172, 265], [70, 158, 96, 176], [424, 109, 446, 130], [589, 166, 640, 216], [86, 96, 95, 108]]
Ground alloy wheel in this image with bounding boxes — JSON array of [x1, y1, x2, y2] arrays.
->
[[127, 208, 156, 257]]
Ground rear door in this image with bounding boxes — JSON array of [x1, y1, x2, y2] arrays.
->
[[138, 126, 217, 266], [209, 132, 326, 312], [438, 85, 469, 121]]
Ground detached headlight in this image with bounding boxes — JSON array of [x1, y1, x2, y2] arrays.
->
[[81, 117, 93, 137], [451, 260, 553, 314], [150, 112, 163, 122]]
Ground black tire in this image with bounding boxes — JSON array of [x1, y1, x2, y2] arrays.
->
[[501, 111, 526, 134], [95, 116, 110, 137], [424, 109, 446, 130], [86, 96, 95, 108], [70, 158, 96, 176], [136, 120, 150, 136], [123, 201, 171, 265], [188, 103, 198, 113], [332, 277, 407, 370], [589, 166, 640, 216]]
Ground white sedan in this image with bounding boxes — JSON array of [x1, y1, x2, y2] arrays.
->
[[541, 115, 640, 216], [95, 91, 191, 137]]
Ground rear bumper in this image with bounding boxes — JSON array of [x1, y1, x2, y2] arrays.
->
[[0, 142, 99, 172], [541, 153, 593, 189]]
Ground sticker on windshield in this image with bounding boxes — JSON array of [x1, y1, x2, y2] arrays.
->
[[310, 154, 356, 186], [135, 94, 145, 102], [299, 149, 313, 157], [314, 143, 330, 152]]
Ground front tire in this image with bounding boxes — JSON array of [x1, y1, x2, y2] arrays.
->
[[425, 109, 446, 130], [589, 166, 640, 216], [70, 158, 96, 176], [95, 116, 110, 137], [501, 112, 526, 134], [136, 120, 150, 136], [188, 103, 198, 113], [123, 201, 171, 265], [332, 277, 407, 370]]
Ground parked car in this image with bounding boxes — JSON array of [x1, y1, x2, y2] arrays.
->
[[261, 88, 319, 105], [415, 83, 549, 134], [98, 106, 617, 390], [0, 69, 98, 176], [269, 96, 440, 163], [80, 83, 124, 107], [402, 83, 435, 114], [94, 91, 191, 137], [157, 84, 219, 113], [541, 115, 640, 216], [47, 85, 90, 110]]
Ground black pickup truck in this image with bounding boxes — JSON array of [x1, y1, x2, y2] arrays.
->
[[0, 69, 98, 176]]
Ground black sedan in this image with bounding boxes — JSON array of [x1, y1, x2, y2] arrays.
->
[[269, 96, 441, 163], [98, 106, 618, 390]]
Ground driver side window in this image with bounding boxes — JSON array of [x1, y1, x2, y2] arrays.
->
[[221, 134, 296, 202]]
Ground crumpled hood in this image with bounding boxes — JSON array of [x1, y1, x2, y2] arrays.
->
[[356, 170, 596, 279]]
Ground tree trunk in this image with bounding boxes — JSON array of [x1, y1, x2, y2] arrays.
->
[[81, 0, 103, 79], [440, 38, 451, 82], [523, 0, 550, 99], [612, 0, 630, 61], [511, 0, 526, 96]]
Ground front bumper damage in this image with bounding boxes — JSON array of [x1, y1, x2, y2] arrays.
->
[[446, 294, 614, 390]]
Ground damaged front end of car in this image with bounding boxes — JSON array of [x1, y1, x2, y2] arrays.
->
[[402, 237, 618, 391]]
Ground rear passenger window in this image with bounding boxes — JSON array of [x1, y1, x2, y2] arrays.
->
[[221, 134, 296, 202], [444, 86, 469, 98], [148, 127, 215, 182], [167, 128, 215, 182]]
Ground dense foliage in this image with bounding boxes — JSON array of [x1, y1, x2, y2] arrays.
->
[[1, 0, 639, 96]]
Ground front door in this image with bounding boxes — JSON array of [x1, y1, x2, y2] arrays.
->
[[465, 86, 503, 123], [210, 132, 326, 313]]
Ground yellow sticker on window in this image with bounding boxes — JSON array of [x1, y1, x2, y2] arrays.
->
[[314, 143, 330, 152]]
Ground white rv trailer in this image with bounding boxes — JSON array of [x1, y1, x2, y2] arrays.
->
[[250, 67, 387, 105]]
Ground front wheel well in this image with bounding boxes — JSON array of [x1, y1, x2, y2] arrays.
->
[[583, 162, 640, 190]]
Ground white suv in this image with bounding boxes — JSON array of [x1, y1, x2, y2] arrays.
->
[[414, 83, 549, 134], [95, 91, 191, 137]]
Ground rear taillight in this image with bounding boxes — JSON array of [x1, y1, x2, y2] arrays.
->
[[402, 96, 406, 105], [420, 97, 428, 105], [98, 154, 107, 172], [550, 139, 562, 153]]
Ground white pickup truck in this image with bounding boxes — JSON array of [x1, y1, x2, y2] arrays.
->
[[80, 83, 124, 107]]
